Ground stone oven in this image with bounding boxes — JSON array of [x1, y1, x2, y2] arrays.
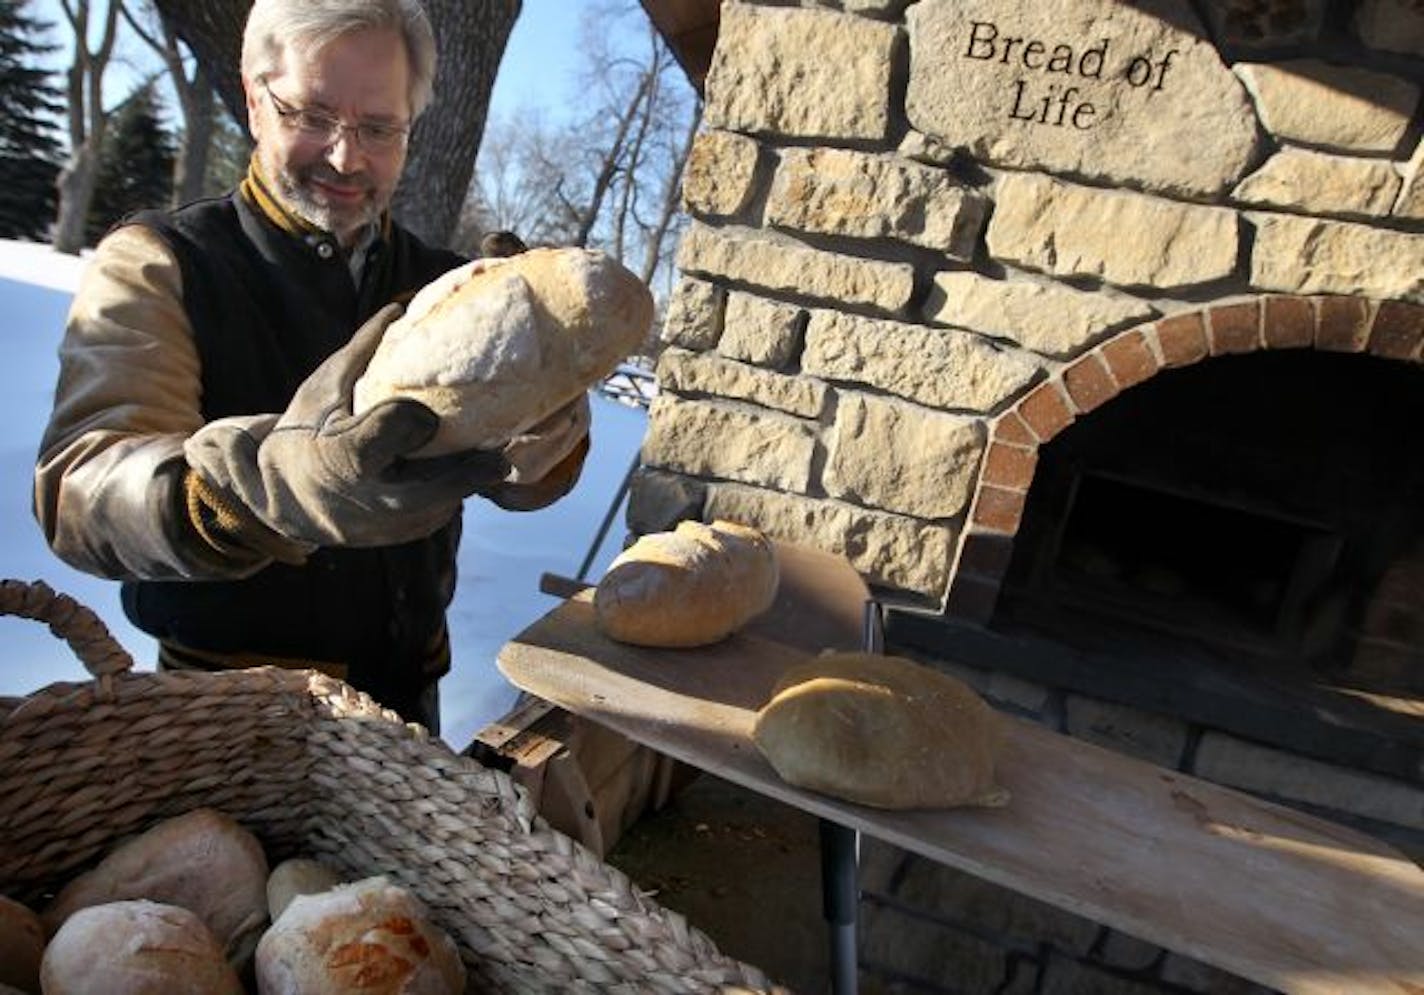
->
[[632, 0, 1424, 990]]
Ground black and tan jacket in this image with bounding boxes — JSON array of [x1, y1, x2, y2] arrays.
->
[[33, 168, 534, 718]]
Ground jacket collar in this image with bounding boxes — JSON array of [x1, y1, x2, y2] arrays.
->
[[238, 155, 392, 263]]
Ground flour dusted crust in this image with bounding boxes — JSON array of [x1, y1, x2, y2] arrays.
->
[[255, 876, 464, 995], [753, 652, 1010, 810], [41, 808, 269, 961], [40, 900, 243, 995], [594, 520, 780, 647], [353, 247, 654, 455]]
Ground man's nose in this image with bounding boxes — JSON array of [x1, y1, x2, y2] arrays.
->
[[325, 128, 367, 173]]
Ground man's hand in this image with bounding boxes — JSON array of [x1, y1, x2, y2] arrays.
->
[[184, 303, 509, 561]]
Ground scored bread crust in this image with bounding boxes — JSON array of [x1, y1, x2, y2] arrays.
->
[[353, 247, 653, 456], [594, 520, 780, 648]]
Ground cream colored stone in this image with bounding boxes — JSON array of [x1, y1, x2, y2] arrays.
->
[[704, 3, 896, 140], [718, 292, 804, 369], [1195, 733, 1424, 830], [803, 310, 1042, 412], [905, 0, 1260, 198], [660, 275, 725, 349], [1232, 147, 1402, 218], [1064, 696, 1189, 768], [1234, 60, 1418, 154], [926, 270, 1155, 358], [767, 148, 989, 259], [657, 347, 828, 419], [626, 468, 707, 535], [987, 172, 1240, 290], [1250, 212, 1424, 303], [677, 222, 915, 313], [706, 482, 956, 598], [1395, 140, 1424, 220], [1355, 0, 1424, 57], [682, 130, 762, 218], [825, 393, 985, 519], [641, 395, 817, 492]]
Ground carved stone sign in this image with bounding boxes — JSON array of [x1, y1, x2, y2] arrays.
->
[[905, 0, 1261, 198]]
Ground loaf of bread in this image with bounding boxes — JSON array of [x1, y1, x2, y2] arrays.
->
[[594, 520, 780, 647], [41, 808, 269, 962], [266, 858, 344, 922], [753, 652, 1011, 810], [255, 876, 464, 995], [39, 900, 243, 995], [0, 895, 43, 994], [353, 247, 654, 456]]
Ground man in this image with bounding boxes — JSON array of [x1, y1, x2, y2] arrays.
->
[[33, 0, 588, 734]]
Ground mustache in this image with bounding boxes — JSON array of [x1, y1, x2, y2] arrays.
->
[[298, 164, 374, 193]]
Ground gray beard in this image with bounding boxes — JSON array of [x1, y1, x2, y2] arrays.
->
[[273, 164, 380, 239]]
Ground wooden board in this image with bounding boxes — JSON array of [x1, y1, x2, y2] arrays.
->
[[498, 543, 1424, 995]]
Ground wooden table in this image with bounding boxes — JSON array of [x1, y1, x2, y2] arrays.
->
[[499, 542, 1424, 995]]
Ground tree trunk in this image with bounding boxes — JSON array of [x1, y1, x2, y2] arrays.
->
[[640, 100, 700, 286], [151, 0, 520, 248], [172, 66, 216, 206], [392, 0, 519, 247], [52, 145, 98, 254]]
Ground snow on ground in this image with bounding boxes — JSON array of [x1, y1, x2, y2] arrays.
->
[[0, 238, 646, 751]]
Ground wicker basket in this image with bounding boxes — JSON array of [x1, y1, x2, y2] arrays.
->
[[0, 580, 784, 993]]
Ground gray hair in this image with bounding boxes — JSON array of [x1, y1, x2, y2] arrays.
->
[[241, 0, 438, 118]]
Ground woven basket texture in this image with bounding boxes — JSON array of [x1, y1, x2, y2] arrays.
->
[[0, 580, 783, 993]]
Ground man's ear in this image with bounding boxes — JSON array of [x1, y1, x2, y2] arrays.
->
[[242, 75, 263, 142]]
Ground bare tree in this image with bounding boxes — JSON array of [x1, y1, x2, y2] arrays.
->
[[466, 1, 698, 291], [51, 0, 122, 254], [119, 0, 218, 206], [149, 0, 519, 246]]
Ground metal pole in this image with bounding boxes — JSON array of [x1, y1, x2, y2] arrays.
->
[[820, 818, 859, 995]]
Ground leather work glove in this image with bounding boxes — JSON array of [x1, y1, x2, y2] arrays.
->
[[501, 392, 592, 485], [183, 303, 510, 564]]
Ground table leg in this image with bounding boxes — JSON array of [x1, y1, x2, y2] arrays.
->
[[819, 818, 859, 995]]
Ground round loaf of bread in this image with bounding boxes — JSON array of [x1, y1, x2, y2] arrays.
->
[[0, 895, 43, 994], [594, 520, 780, 648], [753, 652, 1011, 810], [41, 808, 269, 962], [40, 900, 243, 995], [255, 876, 465, 995], [266, 858, 344, 923], [353, 247, 654, 456]]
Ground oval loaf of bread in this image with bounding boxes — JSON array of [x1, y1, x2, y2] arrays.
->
[[40, 900, 243, 995], [255, 876, 464, 995], [753, 652, 1011, 810], [0, 895, 44, 994], [41, 808, 269, 961], [594, 520, 779, 647], [353, 247, 654, 456]]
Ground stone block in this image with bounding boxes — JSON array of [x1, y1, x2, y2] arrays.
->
[[678, 222, 915, 313], [1368, 301, 1424, 360], [803, 310, 1042, 413], [682, 129, 763, 219], [1251, 214, 1424, 304], [704, 3, 896, 141], [1201, 0, 1326, 47], [860, 898, 1015, 993], [706, 482, 956, 597], [1099, 329, 1160, 388], [1160, 953, 1280, 995], [1355, 0, 1424, 58], [926, 271, 1155, 360], [641, 395, 817, 492], [1263, 295, 1315, 349], [661, 275, 725, 350], [1232, 148, 1402, 218], [1064, 697, 1189, 767], [988, 173, 1241, 291], [768, 148, 988, 258], [1016, 382, 1075, 442], [656, 347, 828, 419], [1154, 312, 1210, 367], [972, 485, 1027, 535], [1395, 140, 1424, 220], [1095, 931, 1162, 971], [625, 468, 706, 536], [1207, 300, 1262, 356], [1041, 953, 1168, 995], [980, 442, 1037, 492], [905, 0, 1260, 199], [1063, 355, 1117, 414], [826, 393, 985, 519], [1235, 60, 1418, 154], [1194, 732, 1424, 831], [718, 292, 805, 370], [1314, 296, 1373, 352]]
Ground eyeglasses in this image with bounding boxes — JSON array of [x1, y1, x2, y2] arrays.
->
[[260, 78, 410, 152]]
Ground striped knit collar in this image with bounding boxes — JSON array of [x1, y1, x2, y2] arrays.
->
[[237, 155, 392, 250]]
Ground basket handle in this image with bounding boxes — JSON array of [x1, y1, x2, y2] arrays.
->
[[0, 579, 134, 679]]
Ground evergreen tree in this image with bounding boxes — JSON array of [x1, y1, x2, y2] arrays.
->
[[85, 81, 175, 246], [0, 0, 64, 241], [199, 107, 249, 199]]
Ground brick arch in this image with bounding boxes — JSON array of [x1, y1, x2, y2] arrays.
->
[[945, 294, 1424, 623]]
